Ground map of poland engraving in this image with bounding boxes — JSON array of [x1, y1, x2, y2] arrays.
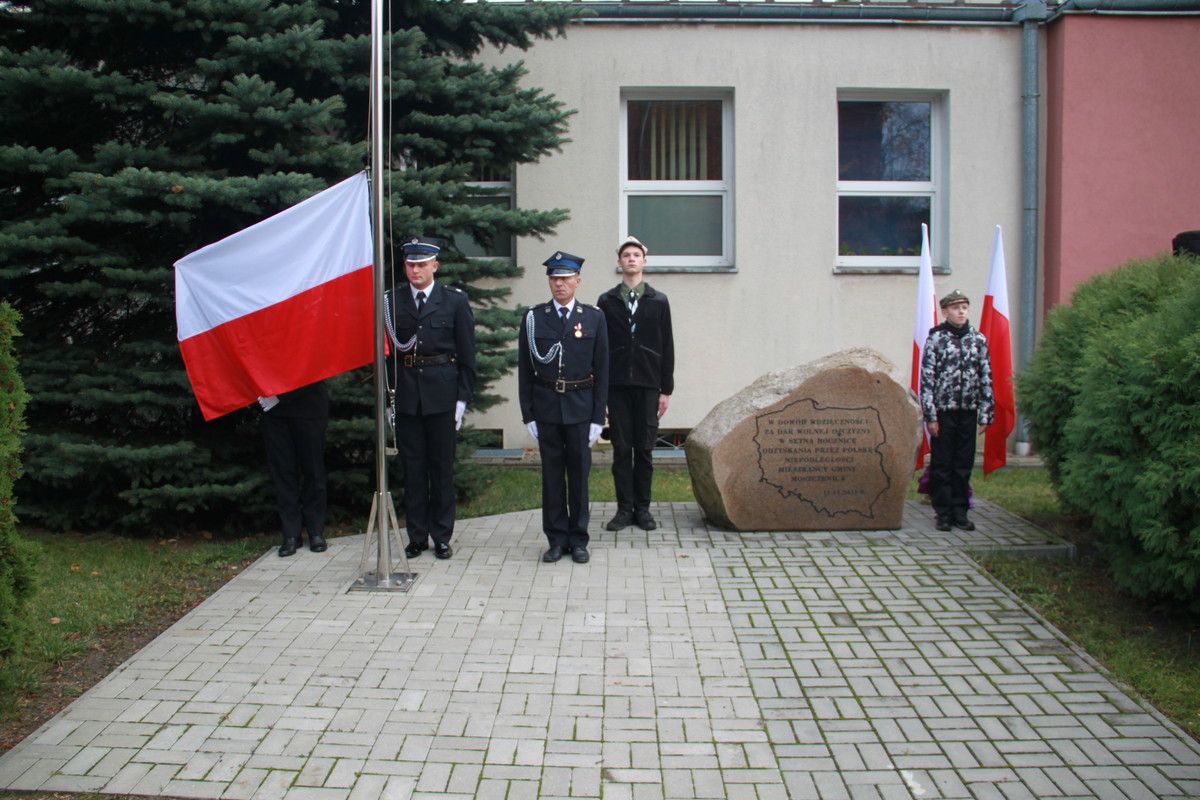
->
[[753, 398, 892, 518]]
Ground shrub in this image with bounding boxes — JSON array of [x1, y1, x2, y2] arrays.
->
[[1019, 253, 1200, 488], [1058, 279, 1200, 609], [0, 303, 38, 675], [1018, 253, 1200, 609]]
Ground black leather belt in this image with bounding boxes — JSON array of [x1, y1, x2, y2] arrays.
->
[[403, 353, 455, 368], [535, 375, 594, 393]]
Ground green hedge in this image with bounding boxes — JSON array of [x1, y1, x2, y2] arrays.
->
[[0, 303, 37, 675], [1019, 254, 1200, 609]]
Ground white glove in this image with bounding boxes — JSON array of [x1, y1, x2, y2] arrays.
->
[[258, 395, 279, 412], [455, 401, 466, 431], [526, 421, 539, 442], [588, 423, 603, 448]]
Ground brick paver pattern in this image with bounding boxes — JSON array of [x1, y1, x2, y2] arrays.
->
[[2, 499, 1198, 799]]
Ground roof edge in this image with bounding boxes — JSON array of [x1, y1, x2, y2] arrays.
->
[[568, 0, 1200, 24], [576, 3, 1017, 23], [1053, 0, 1200, 13]]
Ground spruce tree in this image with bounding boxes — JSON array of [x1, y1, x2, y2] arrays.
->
[[0, 0, 581, 534]]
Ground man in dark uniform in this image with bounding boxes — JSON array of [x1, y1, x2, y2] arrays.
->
[[597, 236, 674, 532], [518, 252, 609, 564], [385, 237, 477, 560], [260, 381, 329, 557]]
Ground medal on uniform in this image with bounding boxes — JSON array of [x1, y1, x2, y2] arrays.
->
[[574, 322, 582, 338]]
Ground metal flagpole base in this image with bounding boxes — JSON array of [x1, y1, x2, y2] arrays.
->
[[351, 571, 416, 592], [349, 491, 416, 593]]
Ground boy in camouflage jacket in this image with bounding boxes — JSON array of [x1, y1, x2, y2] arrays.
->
[[920, 290, 994, 531]]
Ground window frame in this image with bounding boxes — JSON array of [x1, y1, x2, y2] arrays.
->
[[451, 160, 518, 262], [454, 174, 516, 262], [620, 89, 735, 273], [835, 89, 948, 275]]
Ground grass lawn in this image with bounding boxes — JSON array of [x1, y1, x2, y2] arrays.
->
[[3, 464, 1199, 758], [458, 463, 696, 519], [0, 532, 274, 746]]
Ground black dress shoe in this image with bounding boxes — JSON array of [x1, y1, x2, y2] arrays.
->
[[542, 545, 564, 563], [434, 542, 453, 559], [633, 509, 657, 530], [404, 541, 429, 558], [279, 538, 299, 557], [935, 516, 953, 532], [571, 546, 590, 564], [606, 510, 634, 531], [309, 534, 327, 553], [953, 516, 976, 531]]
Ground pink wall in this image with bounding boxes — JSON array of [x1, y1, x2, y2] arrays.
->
[[1043, 16, 1200, 311]]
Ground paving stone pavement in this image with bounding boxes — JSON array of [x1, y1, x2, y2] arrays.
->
[[2, 500, 1199, 800]]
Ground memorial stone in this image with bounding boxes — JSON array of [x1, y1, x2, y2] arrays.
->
[[686, 348, 921, 531]]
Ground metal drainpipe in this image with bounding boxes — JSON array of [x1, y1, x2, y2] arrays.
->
[[1013, 0, 1047, 455]]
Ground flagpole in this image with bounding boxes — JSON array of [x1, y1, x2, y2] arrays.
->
[[910, 223, 936, 472], [352, 0, 414, 592]]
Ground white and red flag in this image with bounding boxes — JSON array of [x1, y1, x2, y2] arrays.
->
[[911, 222, 938, 470], [175, 173, 374, 420], [979, 224, 1015, 475]]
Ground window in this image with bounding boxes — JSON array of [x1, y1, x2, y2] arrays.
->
[[621, 91, 734, 271], [451, 163, 515, 260], [836, 91, 945, 273]]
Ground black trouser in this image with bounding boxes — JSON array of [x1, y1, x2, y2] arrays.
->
[[607, 386, 658, 513], [537, 421, 591, 550], [395, 409, 457, 546], [929, 408, 977, 521], [262, 413, 327, 542]]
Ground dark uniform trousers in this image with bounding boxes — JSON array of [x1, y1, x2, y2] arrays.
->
[[262, 382, 328, 542], [386, 282, 477, 547], [518, 302, 609, 552], [606, 386, 658, 513], [929, 408, 978, 521], [395, 409, 456, 546], [537, 421, 592, 550]]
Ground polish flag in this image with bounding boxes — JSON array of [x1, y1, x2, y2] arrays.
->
[[911, 223, 938, 471], [175, 173, 374, 420], [979, 225, 1015, 475]]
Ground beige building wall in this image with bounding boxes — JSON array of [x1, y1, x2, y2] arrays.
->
[[471, 20, 1025, 447]]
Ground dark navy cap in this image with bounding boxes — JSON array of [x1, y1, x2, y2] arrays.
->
[[544, 251, 584, 277], [402, 237, 440, 263]]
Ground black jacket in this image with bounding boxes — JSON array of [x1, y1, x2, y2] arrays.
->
[[385, 282, 476, 416], [597, 283, 674, 395], [518, 301, 609, 426]]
